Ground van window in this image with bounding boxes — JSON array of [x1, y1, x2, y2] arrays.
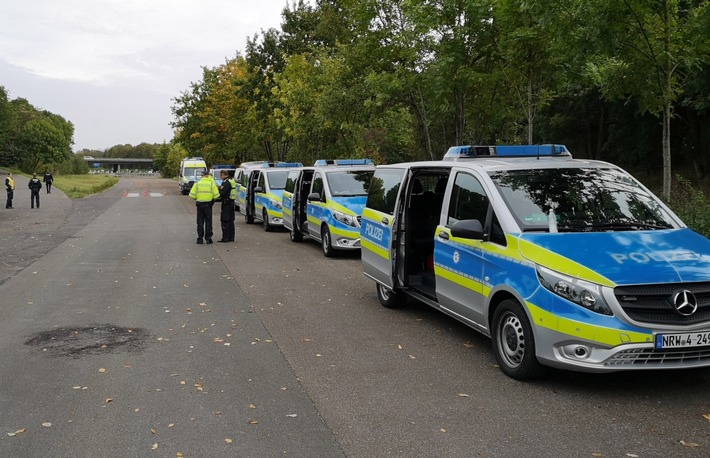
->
[[285, 171, 299, 193], [265, 171, 289, 190], [447, 172, 489, 226], [312, 172, 324, 196], [367, 168, 405, 215]]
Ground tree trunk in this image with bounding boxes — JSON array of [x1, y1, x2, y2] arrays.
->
[[527, 72, 533, 144], [661, 0, 672, 201]]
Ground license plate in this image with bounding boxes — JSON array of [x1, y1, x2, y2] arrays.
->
[[655, 331, 710, 349]]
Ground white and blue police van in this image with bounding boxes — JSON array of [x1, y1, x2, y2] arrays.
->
[[360, 145, 710, 379], [238, 161, 302, 231], [282, 159, 375, 257]]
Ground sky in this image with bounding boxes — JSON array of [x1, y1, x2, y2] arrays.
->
[[0, 0, 289, 151]]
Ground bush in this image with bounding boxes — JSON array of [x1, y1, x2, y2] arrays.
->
[[56, 154, 89, 175], [670, 175, 710, 238]]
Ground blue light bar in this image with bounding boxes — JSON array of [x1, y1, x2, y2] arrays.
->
[[212, 164, 236, 169], [443, 144, 570, 161], [314, 158, 374, 166]]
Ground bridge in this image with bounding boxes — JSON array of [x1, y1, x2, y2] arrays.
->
[[83, 157, 153, 173]]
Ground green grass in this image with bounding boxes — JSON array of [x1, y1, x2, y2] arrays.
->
[[53, 174, 119, 198]]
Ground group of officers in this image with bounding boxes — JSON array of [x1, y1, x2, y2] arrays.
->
[[188, 169, 236, 244], [5, 171, 53, 209]]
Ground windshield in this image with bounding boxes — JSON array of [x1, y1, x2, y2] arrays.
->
[[326, 170, 374, 197], [184, 168, 204, 179], [490, 167, 676, 232], [265, 171, 289, 190]]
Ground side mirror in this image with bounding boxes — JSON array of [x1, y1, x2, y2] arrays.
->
[[307, 192, 321, 202], [450, 219, 484, 240], [254, 186, 264, 193]]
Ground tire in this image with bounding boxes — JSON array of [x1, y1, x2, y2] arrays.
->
[[321, 225, 337, 257], [290, 228, 303, 242], [491, 299, 546, 380], [245, 212, 254, 224], [263, 209, 273, 232], [376, 283, 406, 308]]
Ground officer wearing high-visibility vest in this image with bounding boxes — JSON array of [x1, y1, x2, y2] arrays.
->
[[217, 170, 236, 242], [5, 172, 15, 209], [189, 169, 220, 244]]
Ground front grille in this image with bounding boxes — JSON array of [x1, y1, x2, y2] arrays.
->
[[605, 346, 710, 366], [614, 282, 710, 325]]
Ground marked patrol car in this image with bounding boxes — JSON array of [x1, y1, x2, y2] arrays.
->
[[210, 164, 236, 185], [282, 159, 375, 257], [360, 145, 710, 380], [238, 162, 302, 231]]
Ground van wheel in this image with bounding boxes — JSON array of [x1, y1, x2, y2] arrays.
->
[[245, 212, 254, 224], [263, 209, 273, 232], [376, 283, 405, 308], [290, 228, 303, 242], [491, 300, 546, 380], [321, 226, 337, 257]]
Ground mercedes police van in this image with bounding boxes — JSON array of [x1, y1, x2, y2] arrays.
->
[[282, 159, 375, 257], [360, 145, 710, 380], [239, 162, 302, 231], [179, 157, 208, 195]]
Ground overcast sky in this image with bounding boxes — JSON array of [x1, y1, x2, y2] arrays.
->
[[0, 0, 288, 151]]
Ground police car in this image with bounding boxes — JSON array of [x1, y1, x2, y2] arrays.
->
[[238, 162, 302, 231], [210, 164, 236, 185], [360, 145, 710, 380], [282, 159, 375, 257]]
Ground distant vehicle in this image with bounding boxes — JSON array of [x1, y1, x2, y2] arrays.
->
[[238, 162, 303, 231], [179, 157, 208, 195], [83, 155, 94, 160], [210, 165, 236, 186]]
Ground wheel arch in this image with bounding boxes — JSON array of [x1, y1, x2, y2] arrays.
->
[[486, 287, 536, 338]]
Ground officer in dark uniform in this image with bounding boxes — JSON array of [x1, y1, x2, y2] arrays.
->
[[43, 170, 54, 193], [28, 173, 42, 208], [218, 170, 235, 242]]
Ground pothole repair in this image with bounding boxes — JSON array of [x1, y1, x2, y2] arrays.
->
[[25, 324, 149, 357]]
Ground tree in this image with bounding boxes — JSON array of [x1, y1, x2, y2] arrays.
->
[[16, 114, 73, 172]]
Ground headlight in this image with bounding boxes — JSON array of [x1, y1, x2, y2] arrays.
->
[[269, 199, 282, 210], [333, 211, 357, 227], [536, 266, 612, 315]]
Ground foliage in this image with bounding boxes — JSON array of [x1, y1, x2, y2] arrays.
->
[[670, 174, 710, 238], [153, 142, 190, 178], [56, 154, 90, 175]]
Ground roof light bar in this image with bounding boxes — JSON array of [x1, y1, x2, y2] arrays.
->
[[443, 144, 571, 161], [314, 159, 374, 166]]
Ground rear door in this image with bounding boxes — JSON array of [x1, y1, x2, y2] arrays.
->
[[361, 167, 406, 288], [282, 170, 300, 231]]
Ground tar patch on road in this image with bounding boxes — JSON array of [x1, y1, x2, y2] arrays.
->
[[25, 324, 149, 358]]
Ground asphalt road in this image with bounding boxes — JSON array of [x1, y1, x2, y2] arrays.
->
[[1, 174, 709, 457]]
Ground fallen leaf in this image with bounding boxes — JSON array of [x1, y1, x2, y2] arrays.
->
[[409, 355, 416, 359], [457, 393, 469, 397], [98, 368, 107, 373], [104, 398, 113, 404], [440, 428, 447, 433], [72, 386, 82, 390], [150, 428, 156, 435], [151, 443, 158, 450], [212, 411, 221, 416], [225, 438, 233, 444], [679, 440, 700, 447], [703, 414, 710, 422], [286, 414, 297, 418], [249, 419, 259, 425], [134, 408, 140, 413], [397, 344, 403, 350], [168, 423, 175, 428], [42, 422, 52, 427], [249, 404, 256, 409], [592, 453, 602, 457], [177, 452, 184, 457]]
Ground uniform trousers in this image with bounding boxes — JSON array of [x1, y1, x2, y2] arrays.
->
[[196, 201, 214, 240], [220, 199, 235, 241]]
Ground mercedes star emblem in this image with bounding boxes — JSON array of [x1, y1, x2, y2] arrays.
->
[[672, 290, 698, 316]]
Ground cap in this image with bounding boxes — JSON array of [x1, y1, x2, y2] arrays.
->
[[201, 170, 210, 176]]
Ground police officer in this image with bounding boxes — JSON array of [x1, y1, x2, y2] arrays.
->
[[5, 172, 14, 209], [43, 170, 53, 193], [189, 170, 219, 244], [217, 170, 236, 242], [28, 173, 42, 208]]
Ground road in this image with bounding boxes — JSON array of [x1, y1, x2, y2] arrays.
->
[[1, 175, 709, 457]]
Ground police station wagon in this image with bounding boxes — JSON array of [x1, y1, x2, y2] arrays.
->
[[360, 145, 710, 380]]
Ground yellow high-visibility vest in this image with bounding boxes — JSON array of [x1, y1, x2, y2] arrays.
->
[[189, 177, 219, 202]]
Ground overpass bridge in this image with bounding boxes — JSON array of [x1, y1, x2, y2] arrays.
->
[[83, 156, 153, 173]]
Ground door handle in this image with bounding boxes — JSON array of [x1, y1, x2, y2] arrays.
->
[[438, 231, 449, 240], [381, 217, 389, 225]]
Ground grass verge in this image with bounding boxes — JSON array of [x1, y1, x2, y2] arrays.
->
[[53, 174, 119, 198]]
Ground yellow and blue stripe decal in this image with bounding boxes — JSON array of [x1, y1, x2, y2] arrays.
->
[[360, 207, 392, 259], [308, 196, 366, 239], [255, 190, 284, 218], [435, 229, 653, 345], [282, 191, 294, 219]]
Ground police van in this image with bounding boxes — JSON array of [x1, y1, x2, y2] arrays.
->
[[282, 159, 375, 257], [179, 157, 208, 195], [360, 145, 710, 380], [210, 164, 236, 185], [238, 162, 302, 231]]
